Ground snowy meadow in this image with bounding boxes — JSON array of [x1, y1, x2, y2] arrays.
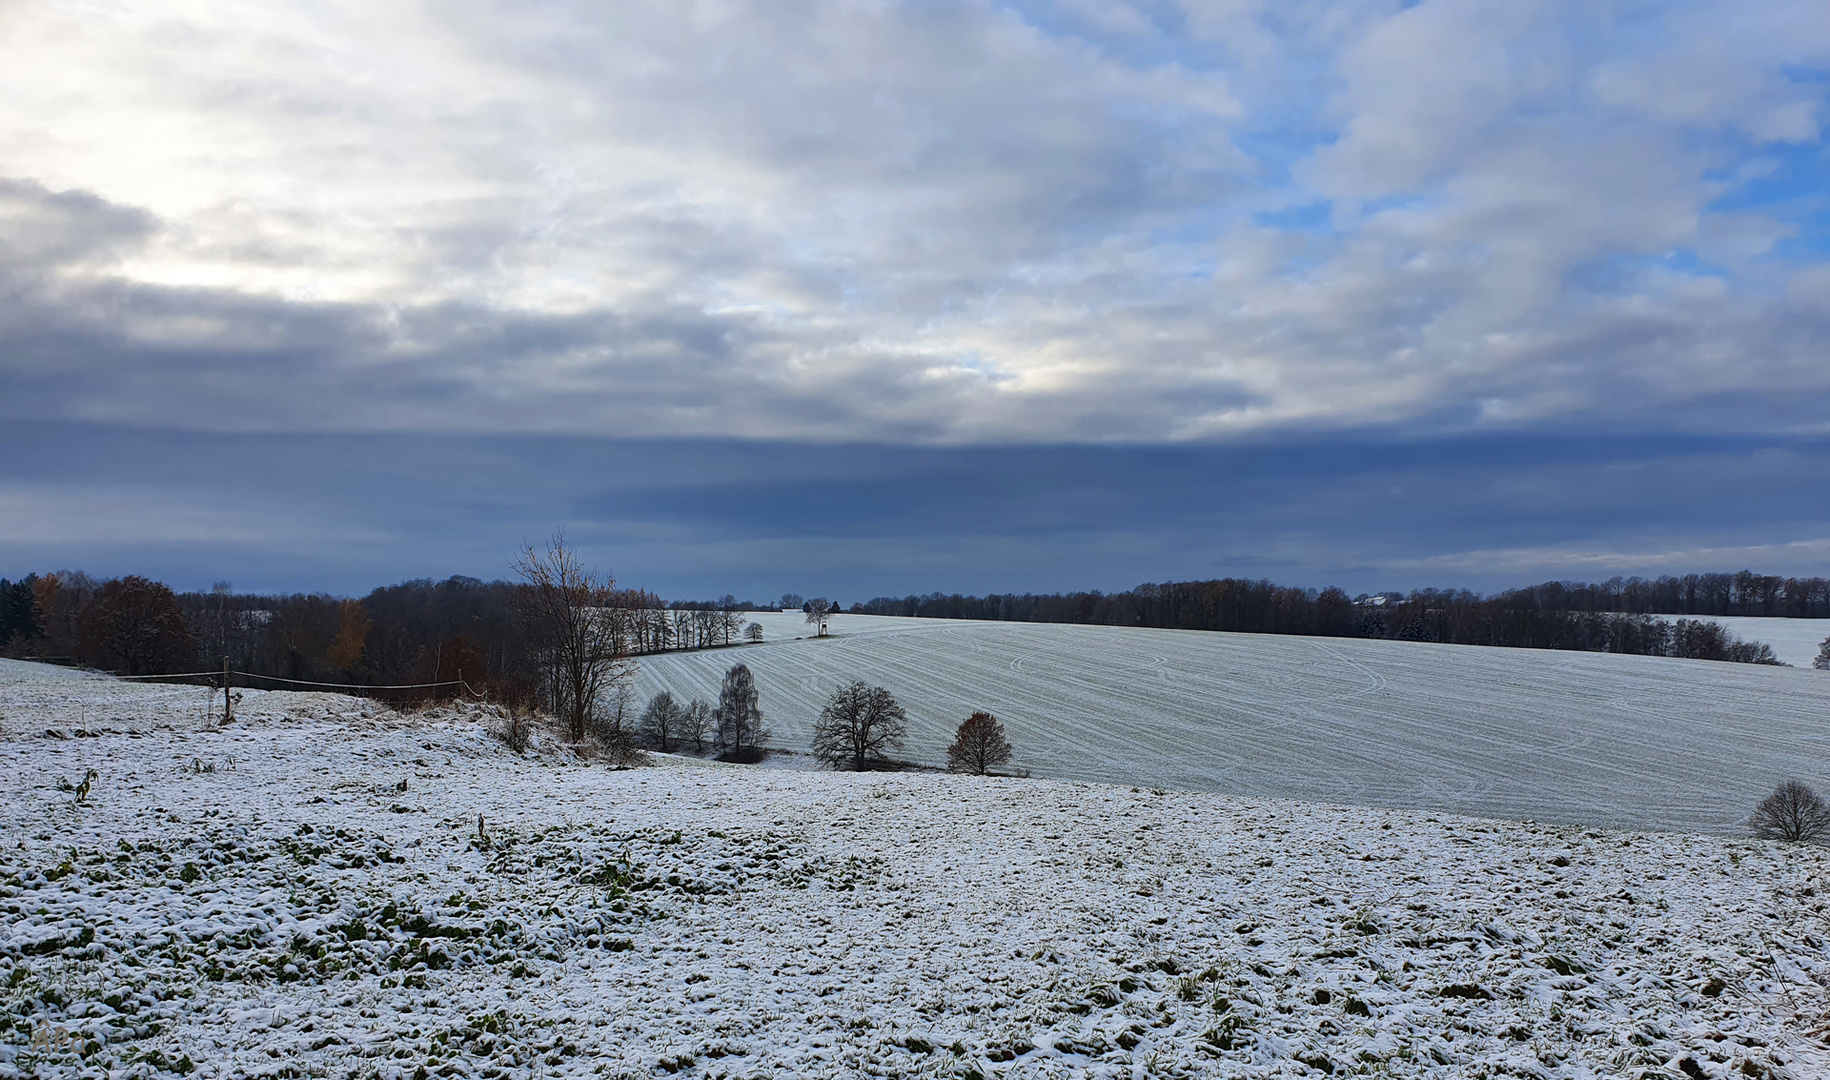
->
[[2, 656, 1829, 1078]]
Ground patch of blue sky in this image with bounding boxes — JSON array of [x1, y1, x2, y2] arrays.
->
[[1564, 249, 1731, 295], [993, 0, 1343, 180], [1230, 124, 1340, 187], [1709, 142, 1829, 213], [991, 0, 1227, 71], [1779, 63, 1830, 86], [1703, 140, 1830, 261], [1254, 200, 1333, 234]]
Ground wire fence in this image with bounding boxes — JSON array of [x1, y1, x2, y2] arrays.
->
[[111, 669, 486, 698]]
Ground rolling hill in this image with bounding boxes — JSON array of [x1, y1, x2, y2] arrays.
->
[[632, 613, 1830, 834]]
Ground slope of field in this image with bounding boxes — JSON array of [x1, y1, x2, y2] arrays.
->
[[2, 669, 1826, 1078], [635, 615, 1830, 835]]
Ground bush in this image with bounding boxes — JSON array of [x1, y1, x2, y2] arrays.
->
[[947, 711, 1012, 775], [1750, 780, 1830, 842], [490, 709, 534, 754], [1814, 635, 1830, 670], [587, 686, 647, 765]]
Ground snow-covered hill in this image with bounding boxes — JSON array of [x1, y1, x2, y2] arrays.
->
[[633, 615, 1830, 835], [3, 665, 1827, 1078]]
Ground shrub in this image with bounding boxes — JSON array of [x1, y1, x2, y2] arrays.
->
[[1814, 635, 1830, 670], [588, 686, 647, 765], [490, 709, 533, 754], [947, 711, 1012, 775], [1750, 780, 1830, 843]]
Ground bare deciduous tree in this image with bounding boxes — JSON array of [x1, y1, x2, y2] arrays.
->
[[716, 663, 768, 759], [811, 681, 907, 769], [640, 690, 682, 752], [717, 595, 741, 645], [681, 698, 712, 755], [805, 598, 834, 637], [946, 711, 1013, 775], [745, 622, 764, 643], [511, 531, 633, 743], [1751, 780, 1830, 842], [34, 571, 98, 660]]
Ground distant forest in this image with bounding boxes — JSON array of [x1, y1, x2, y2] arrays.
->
[[2, 569, 1823, 688], [852, 571, 1830, 665], [0, 573, 775, 702]]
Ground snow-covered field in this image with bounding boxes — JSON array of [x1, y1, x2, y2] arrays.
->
[[3, 661, 1828, 1079], [636, 614, 1830, 835]]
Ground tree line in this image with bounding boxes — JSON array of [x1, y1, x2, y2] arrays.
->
[[0, 562, 769, 700], [851, 574, 1816, 664], [5, 562, 1819, 687]]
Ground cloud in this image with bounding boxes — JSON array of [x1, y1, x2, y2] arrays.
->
[[3, 421, 1826, 597], [0, 1, 1826, 446]]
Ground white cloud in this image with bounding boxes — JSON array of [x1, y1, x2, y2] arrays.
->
[[0, 0, 1826, 444]]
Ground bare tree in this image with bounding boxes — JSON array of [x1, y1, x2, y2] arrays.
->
[[718, 595, 741, 645], [587, 681, 634, 740], [640, 690, 682, 752], [1751, 780, 1830, 842], [946, 711, 1013, 775], [806, 598, 834, 636], [33, 571, 98, 660], [745, 622, 764, 643], [680, 698, 712, 755], [716, 663, 768, 758], [811, 681, 907, 769], [511, 531, 633, 743]]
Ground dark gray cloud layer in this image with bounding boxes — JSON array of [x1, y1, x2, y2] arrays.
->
[[3, 421, 1825, 598]]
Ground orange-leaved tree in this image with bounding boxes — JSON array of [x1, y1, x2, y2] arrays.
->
[[946, 711, 1012, 775]]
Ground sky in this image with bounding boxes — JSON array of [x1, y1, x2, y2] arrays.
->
[[2, 0, 1828, 599]]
